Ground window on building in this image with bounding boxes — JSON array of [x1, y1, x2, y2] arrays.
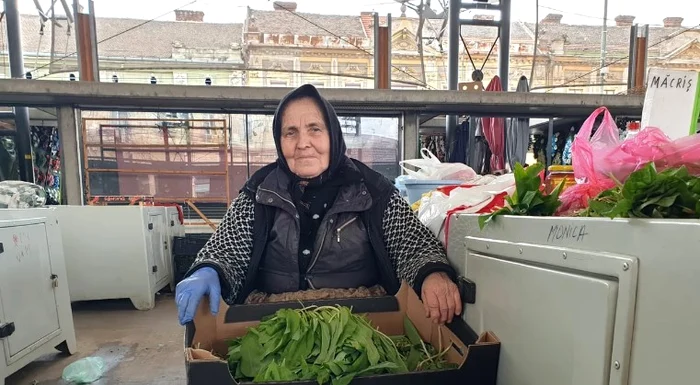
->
[[569, 88, 584, 94], [344, 82, 363, 89], [268, 80, 288, 87], [112, 74, 119, 83], [604, 89, 616, 95]]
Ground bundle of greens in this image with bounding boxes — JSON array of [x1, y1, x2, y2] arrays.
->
[[226, 306, 455, 385], [479, 162, 565, 229], [581, 163, 700, 219]]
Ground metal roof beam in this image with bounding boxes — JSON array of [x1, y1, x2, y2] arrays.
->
[[0, 79, 644, 119]]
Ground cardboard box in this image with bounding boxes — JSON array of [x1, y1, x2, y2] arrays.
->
[[184, 283, 500, 385]]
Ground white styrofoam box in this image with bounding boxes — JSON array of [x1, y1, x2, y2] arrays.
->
[[0, 208, 76, 384], [53, 205, 171, 310], [641, 68, 700, 140], [446, 214, 700, 385]]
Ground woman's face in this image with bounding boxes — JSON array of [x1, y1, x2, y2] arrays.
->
[[280, 97, 331, 179]]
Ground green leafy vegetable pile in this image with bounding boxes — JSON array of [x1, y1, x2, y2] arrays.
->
[[581, 163, 700, 219], [479, 162, 565, 229], [226, 305, 455, 385]]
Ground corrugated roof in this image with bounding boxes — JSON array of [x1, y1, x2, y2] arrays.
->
[[8, 14, 243, 60]]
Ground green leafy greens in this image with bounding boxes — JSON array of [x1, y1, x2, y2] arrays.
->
[[581, 163, 700, 219], [226, 306, 456, 385], [479, 162, 565, 229]]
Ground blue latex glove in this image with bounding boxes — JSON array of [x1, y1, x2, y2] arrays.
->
[[175, 266, 221, 325]]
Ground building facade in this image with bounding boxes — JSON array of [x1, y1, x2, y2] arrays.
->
[[2, 5, 699, 93]]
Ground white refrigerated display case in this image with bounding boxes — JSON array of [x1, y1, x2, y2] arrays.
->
[[0, 208, 76, 385], [446, 214, 700, 385], [54, 205, 171, 310]]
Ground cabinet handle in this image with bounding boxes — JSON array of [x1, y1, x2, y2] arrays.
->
[[0, 322, 15, 339], [0, 242, 4, 253], [51, 274, 59, 288]]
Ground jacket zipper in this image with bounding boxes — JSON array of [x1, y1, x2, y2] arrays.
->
[[306, 216, 358, 289], [306, 219, 331, 289], [257, 187, 296, 212], [336, 217, 358, 243]]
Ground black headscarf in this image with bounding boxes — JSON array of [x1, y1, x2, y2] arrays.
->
[[272, 84, 348, 184], [272, 84, 360, 275]]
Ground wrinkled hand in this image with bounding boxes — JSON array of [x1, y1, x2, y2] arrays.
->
[[175, 267, 221, 325], [421, 272, 462, 324]]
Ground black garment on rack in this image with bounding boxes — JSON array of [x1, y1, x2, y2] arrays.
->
[[448, 119, 469, 164]]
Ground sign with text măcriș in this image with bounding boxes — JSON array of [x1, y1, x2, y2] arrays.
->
[[641, 68, 700, 139]]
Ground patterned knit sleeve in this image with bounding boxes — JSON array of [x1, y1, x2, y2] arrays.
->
[[188, 193, 255, 304], [381, 190, 457, 293]]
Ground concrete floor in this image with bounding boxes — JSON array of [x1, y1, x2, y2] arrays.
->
[[6, 293, 185, 385]]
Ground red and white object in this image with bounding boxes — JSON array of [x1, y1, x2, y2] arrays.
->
[[417, 174, 515, 245]]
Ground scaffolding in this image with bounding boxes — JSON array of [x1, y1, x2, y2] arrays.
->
[[81, 116, 230, 210]]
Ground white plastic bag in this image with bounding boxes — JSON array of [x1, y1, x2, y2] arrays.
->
[[417, 174, 516, 244], [399, 148, 477, 181]]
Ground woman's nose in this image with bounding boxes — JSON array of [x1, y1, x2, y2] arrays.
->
[[296, 132, 312, 148]]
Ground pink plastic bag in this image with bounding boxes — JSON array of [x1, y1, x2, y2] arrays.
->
[[597, 126, 700, 180], [558, 106, 700, 215], [558, 107, 619, 215]]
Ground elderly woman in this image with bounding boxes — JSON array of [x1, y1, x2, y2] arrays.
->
[[176, 84, 461, 325]]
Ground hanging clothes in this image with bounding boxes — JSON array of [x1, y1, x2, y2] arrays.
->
[[531, 133, 547, 165], [471, 118, 491, 175], [30, 126, 61, 205], [481, 76, 506, 172], [420, 134, 446, 162], [506, 76, 531, 170], [448, 119, 469, 164]]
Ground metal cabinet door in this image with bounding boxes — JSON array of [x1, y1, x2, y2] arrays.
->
[[0, 223, 60, 363], [465, 249, 623, 385], [148, 213, 167, 284]]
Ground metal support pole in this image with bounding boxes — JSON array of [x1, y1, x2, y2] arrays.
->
[[88, 0, 100, 81], [499, 0, 511, 91], [403, 112, 419, 162], [374, 13, 381, 89], [73, 0, 82, 78], [627, 24, 638, 91], [57, 106, 84, 205], [4, 0, 33, 183], [387, 14, 392, 89], [446, 0, 460, 159], [374, 13, 391, 89], [634, 25, 649, 92], [599, 0, 609, 93]]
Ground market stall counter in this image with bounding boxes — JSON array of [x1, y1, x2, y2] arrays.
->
[[446, 214, 700, 385], [184, 282, 501, 385]]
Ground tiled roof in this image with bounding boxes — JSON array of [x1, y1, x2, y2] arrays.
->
[[8, 14, 243, 60], [247, 10, 367, 37], [522, 22, 691, 55]]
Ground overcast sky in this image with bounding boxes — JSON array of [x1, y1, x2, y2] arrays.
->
[[20, 0, 700, 27]]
